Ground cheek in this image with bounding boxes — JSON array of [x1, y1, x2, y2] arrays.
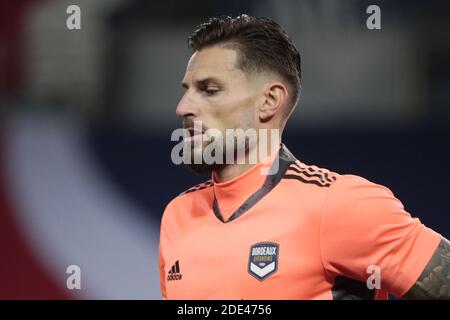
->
[[242, 107, 257, 127], [233, 96, 258, 127], [206, 92, 257, 129]]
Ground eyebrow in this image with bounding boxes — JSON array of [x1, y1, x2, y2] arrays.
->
[[181, 77, 224, 89]]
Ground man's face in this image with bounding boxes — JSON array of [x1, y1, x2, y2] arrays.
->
[[176, 46, 264, 173]]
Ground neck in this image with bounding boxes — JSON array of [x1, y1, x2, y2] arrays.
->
[[214, 163, 254, 184], [213, 137, 281, 183]]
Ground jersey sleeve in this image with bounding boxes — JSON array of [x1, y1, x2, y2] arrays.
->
[[158, 196, 188, 300], [158, 241, 167, 300], [320, 175, 442, 297], [159, 204, 172, 300]]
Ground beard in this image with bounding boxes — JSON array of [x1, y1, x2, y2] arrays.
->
[[183, 138, 227, 175], [182, 118, 253, 175], [185, 155, 225, 175], [183, 139, 253, 175]]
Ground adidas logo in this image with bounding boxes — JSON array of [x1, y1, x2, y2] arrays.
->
[[167, 260, 182, 281]]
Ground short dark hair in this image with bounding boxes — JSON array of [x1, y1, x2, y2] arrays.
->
[[188, 15, 302, 114]]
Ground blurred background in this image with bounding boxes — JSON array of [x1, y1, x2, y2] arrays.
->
[[0, 0, 449, 299]]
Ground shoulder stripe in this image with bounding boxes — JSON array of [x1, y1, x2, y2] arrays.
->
[[290, 165, 337, 183], [180, 180, 213, 195], [283, 162, 338, 187], [283, 174, 332, 187], [287, 165, 331, 183]]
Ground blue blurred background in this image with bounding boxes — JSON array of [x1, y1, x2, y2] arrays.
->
[[0, 0, 449, 299]]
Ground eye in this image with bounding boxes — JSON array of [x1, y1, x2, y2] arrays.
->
[[205, 89, 218, 96], [201, 87, 219, 96]]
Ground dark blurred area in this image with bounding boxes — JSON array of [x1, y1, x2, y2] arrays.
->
[[0, 0, 449, 299]]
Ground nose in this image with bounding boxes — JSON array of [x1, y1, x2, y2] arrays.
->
[[176, 92, 197, 118]]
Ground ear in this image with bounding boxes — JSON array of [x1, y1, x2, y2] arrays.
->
[[259, 83, 288, 122]]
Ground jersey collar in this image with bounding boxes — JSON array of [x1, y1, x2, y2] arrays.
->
[[212, 144, 297, 223]]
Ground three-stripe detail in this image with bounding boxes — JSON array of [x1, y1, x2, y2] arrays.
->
[[168, 260, 180, 274], [181, 180, 213, 195], [283, 161, 337, 187], [167, 260, 182, 281]]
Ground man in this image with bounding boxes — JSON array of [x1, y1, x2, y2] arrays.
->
[[159, 15, 449, 299]]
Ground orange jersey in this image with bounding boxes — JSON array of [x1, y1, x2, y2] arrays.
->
[[159, 144, 441, 299]]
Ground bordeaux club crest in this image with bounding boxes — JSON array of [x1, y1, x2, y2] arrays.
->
[[248, 242, 279, 281]]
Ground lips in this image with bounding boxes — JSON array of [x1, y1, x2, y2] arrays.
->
[[185, 127, 204, 137]]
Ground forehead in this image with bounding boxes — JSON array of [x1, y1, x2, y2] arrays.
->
[[184, 46, 243, 81]]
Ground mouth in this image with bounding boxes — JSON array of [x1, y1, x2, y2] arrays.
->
[[185, 127, 204, 137]]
